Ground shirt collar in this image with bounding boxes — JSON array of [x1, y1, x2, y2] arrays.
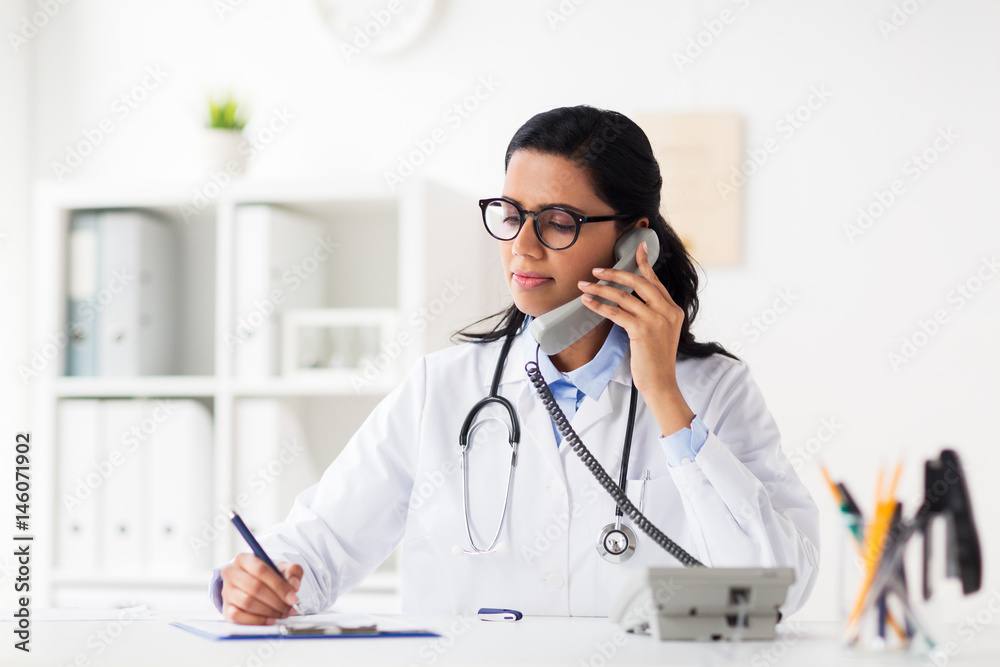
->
[[521, 315, 630, 401]]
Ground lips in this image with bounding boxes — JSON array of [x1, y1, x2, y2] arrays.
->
[[511, 270, 551, 289]]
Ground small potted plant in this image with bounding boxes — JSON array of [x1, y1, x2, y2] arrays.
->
[[200, 93, 249, 176]]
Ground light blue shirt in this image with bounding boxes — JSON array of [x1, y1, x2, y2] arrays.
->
[[523, 317, 708, 466]]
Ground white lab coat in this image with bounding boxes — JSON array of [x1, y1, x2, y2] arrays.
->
[[228, 329, 820, 618]]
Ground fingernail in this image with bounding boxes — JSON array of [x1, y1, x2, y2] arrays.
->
[[592, 267, 604, 274], [285, 592, 298, 606], [577, 280, 590, 287], [641, 241, 648, 253]]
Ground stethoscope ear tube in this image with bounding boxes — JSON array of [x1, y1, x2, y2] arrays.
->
[[459, 395, 519, 452]]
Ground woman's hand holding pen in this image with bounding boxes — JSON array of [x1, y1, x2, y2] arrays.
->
[[577, 240, 696, 437], [220, 553, 303, 625]]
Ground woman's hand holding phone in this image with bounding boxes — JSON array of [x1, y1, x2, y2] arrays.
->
[[578, 240, 696, 437]]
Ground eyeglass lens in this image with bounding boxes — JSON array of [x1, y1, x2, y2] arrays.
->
[[483, 200, 578, 249]]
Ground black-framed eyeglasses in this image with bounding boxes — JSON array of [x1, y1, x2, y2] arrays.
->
[[478, 197, 634, 250]]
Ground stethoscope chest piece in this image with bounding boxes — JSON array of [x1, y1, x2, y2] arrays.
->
[[597, 521, 637, 563]]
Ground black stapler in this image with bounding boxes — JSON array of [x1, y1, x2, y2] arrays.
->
[[917, 449, 982, 599]]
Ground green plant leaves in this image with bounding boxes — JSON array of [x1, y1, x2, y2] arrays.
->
[[208, 95, 247, 130]]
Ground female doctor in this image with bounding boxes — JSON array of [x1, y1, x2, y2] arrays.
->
[[212, 105, 820, 625]]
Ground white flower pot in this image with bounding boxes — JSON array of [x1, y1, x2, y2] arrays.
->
[[199, 128, 247, 177]]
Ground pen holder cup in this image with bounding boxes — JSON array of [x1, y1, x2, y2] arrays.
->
[[837, 515, 865, 623]]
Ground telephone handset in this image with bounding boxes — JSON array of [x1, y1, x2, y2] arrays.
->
[[529, 227, 660, 355]]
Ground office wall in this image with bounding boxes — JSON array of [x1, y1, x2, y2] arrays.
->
[[7, 0, 1000, 622]]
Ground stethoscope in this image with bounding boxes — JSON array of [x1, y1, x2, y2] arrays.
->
[[458, 329, 641, 563]]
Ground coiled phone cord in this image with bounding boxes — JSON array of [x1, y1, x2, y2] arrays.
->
[[525, 359, 704, 568]]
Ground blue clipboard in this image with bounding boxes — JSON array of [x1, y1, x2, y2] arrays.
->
[[171, 618, 439, 640]]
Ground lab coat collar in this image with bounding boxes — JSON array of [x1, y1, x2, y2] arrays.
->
[[490, 316, 634, 392], [467, 317, 635, 483]]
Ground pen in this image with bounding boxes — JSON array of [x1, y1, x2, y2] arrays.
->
[[230, 511, 302, 616], [836, 482, 864, 541]]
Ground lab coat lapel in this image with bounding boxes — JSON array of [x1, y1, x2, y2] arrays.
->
[[566, 345, 631, 441], [567, 383, 614, 440], [492, 329, 567, 483], [516, 383, 568, 486]]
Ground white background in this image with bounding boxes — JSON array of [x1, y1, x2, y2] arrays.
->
[[1, 0, 998, 626]]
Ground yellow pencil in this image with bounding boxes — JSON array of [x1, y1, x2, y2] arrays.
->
[[820, 463, 840, 501], [845, 471, 896, 633]]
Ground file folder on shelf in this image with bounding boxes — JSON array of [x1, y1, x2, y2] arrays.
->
[[146, 399, 213, 575], [66, 214, 100, 376], [65, 209, 177, 376], [100, 400, 148, 574], [56, 400, 102, 573], [233, 399, 318, 535], [98, 211, 176, 376], [233, 205, 326, 377]]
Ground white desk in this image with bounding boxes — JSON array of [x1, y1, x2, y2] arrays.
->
[[3, 611, 999, 666]]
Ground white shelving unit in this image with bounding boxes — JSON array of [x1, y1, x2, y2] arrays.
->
[[30, 177, 499, 610]]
